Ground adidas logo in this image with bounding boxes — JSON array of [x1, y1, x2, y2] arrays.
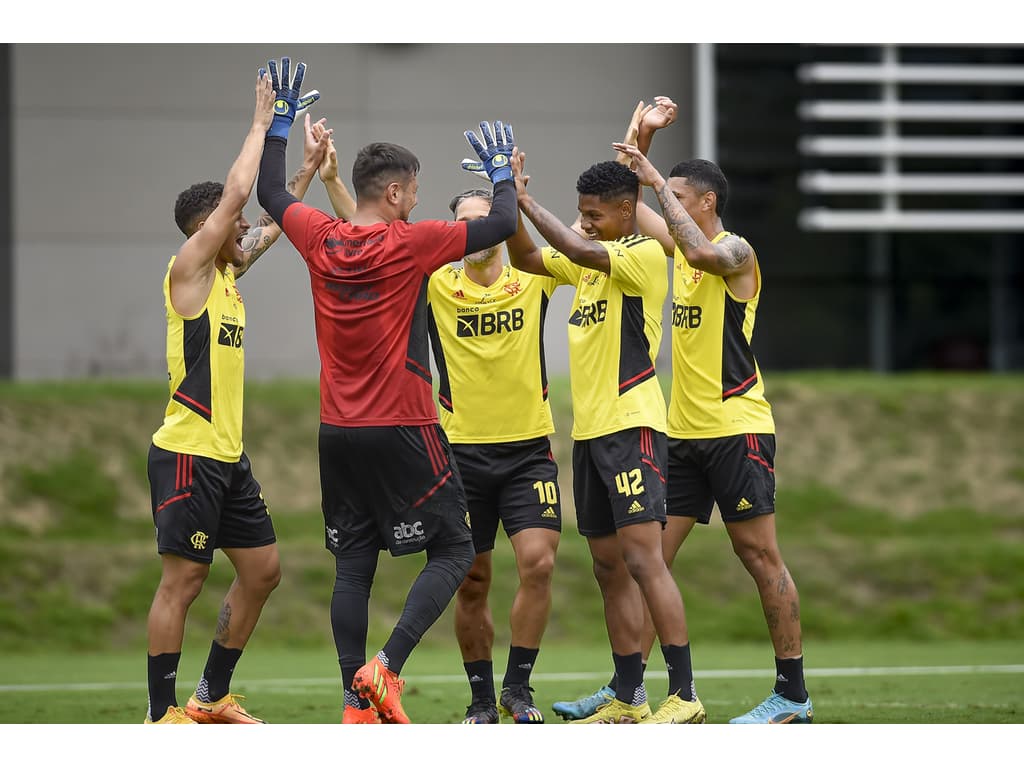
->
[[518, 663, 532, 670], [736, 498, 753, 511], [776, 674, 788, 683], [163, 671, 177, 680], [627, 500, 644, 515], [469, 675, 485, 682], [541, 507, 557, 519]]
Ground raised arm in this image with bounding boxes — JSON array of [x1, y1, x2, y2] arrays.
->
[[458, 121, 519, 255], [616, 96, 678, 258], [170, 72, 273, 315], [613, 143, 753, 278], [512, 149, 611, 274], [235, 113, 330, 278], [256, 56, 321, 227], [313, 120, 357, 220]]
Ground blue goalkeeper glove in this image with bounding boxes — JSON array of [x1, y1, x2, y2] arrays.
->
[[464, 121, 515, 184], [262, 57, 320, 140]]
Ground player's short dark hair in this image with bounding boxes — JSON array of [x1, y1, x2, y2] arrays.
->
[[448, 188, 492, 218], [668, 159, 729, 217], [575, 161, 639, 204], [352, 142, 420, 200], [174, 181, 223, 236]]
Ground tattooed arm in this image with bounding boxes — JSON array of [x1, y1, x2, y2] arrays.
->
[[612, 142, 754, 279], [234, 114, 331, 279]]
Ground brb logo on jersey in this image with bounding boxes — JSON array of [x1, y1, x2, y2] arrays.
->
[[672, 303, 702, 329], [456, 307, 525, 337], [569, 299, 608, 327], [218, 323, 244, 348]]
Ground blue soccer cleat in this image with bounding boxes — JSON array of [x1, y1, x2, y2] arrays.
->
[[552, 685, 615, 721], [729, 692, 813, 724]]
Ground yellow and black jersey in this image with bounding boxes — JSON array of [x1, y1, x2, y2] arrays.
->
[[668, 231, 775, 439], [152, 257, 246, 462], [541, 234, 668, 440], [427, 263, 559, 443]]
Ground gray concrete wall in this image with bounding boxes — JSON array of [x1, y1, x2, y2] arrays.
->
[[13, 43, 692, 379]]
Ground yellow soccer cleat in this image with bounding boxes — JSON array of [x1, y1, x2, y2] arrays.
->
[[185, 693, 266, 724], [144, 705, 198, 724], [569, 697, 652, 724], [643, 694, 707, 724]]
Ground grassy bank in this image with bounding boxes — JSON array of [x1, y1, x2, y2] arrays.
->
[[0, 373, 1022, 653]]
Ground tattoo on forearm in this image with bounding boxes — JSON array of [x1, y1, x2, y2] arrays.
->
[[254, 212, 274, 229], [655, 183, 708, 255], [285, 166, 307, 195], [214, 603, 232, 644]]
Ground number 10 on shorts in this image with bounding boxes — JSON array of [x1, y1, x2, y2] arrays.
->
[[533, 480, 558, 504]]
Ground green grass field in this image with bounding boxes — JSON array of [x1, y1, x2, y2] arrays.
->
[[1, 374, 1022, 728], [1, 640, 1021, 724]]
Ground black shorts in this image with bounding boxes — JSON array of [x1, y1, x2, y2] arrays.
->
[[318, 423, 472, 557], [573, 426, 667, 538], [667, 433, 776, 524], [451, 436, 562, 554], [147, 444, 276, 564]]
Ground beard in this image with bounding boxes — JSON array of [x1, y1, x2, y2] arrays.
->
[[464, 247, 500, 266]]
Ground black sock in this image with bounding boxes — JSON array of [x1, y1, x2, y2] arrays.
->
[[611, 652, 646, 706], [147, 652, 181, 720], [381, 628, 417, 676], [503, 646, 539, 688], [196, 641, 242, 703], [341, 657, 371, 710], [662, 643, 696, 701], [465, 659, 496, 703], [607, 660, 646, 693], [774, 656, 808, 702]]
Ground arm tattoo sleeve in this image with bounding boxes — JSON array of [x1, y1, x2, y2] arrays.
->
[[655, 182, 709, 255], [716, 237, 751, 271]]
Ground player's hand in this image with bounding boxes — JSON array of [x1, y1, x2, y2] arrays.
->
[[460, 158, 489, 180], [464, 121, 515, 184], [611, 142, 661, 187], [511, 147, 530, 199], [303, 114, 332, 169], [263, 57, 321, 140], [313, 119, 339, 182], [252, 70, 275, 132], [641, 96, 678, 132]]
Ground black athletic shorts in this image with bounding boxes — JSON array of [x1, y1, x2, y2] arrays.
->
[[318, 423, 472, 557], [667, 433, 776, 524], [147, 444, 276, 564], [573, 426, 667, 538], [451, 436, 562, 554]]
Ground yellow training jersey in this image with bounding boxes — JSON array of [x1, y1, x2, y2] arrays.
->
[[427, 263, 559, 443], [541, 234, 668, 440], [668, 231, 775, 439], [152, 257, 246, 462]]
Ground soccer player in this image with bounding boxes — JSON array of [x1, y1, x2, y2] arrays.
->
[[145, 71, 329, 724], [426, 188, 562, 724], [503, 148, 705, 725], [613, 140, 813, 724], [255, 56, 519, 724]]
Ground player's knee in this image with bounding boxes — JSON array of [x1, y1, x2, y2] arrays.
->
[[732, 538, 781, 576], [519, 548, 556, 588], [159, 566, 208, 606], [458, 560, 492, 602]]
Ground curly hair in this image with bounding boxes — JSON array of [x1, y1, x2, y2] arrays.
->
[[174, 181, 223, 236], [575, 161, 639, 203], [668, 159, 728, 217]]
